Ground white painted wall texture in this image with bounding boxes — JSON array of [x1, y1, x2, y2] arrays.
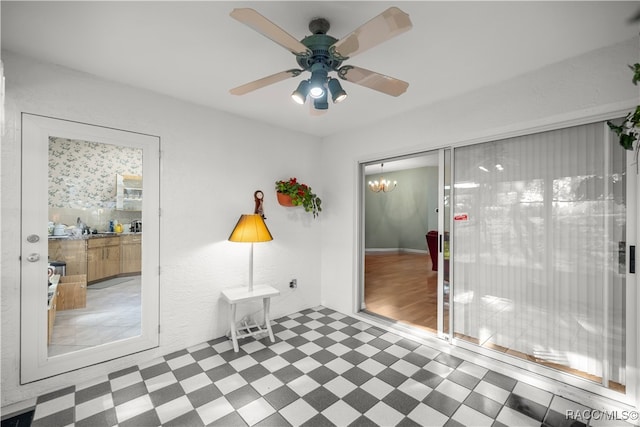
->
[[2, 35, 639, 408], [1, 51, 322, 406]]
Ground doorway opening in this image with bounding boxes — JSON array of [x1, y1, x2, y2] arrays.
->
[[362, 151, 446, 335]]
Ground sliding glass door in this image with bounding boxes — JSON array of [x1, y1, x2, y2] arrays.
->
[[358, 119, 636, 400], [450, 121, 634, 395], [437, 149, 451, 338]]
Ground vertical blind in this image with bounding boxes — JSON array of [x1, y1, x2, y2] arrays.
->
[[452, 122, 626, 386]]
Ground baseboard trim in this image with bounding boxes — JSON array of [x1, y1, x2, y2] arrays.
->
[[365, 248, 429, 255], [1, 398, 36, 421]]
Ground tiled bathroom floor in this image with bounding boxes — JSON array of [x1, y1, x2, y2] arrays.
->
[[31, 307, 632, 426]]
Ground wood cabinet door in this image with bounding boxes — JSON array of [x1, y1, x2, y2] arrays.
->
[[120, 235, 142, 274], [56, 281, 86, 310], [56, 282, 75, 310], [62, 240, 88, 275], [104, 245, 121, 278], [75, 281, 86, 308], [48, 239, 87, 275], [87, 247, 104, 282]]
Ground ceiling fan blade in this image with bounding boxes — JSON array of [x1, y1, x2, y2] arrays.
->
[[230, 8, 309, 56], [332, 7, 412, 59], [230, 69, 302, 95], [339, 66, 408, 97]]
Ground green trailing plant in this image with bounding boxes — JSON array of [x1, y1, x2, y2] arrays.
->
[[275, 177, 322, 218], [607, 63, 640, 153]]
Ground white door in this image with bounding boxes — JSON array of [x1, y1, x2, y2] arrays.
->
[[20, 114, 160, 383]]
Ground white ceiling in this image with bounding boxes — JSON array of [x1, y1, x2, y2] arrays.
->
[[2, 1, 638, 138]]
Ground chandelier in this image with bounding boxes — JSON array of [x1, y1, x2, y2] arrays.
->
[[368, 163, 397, 193]]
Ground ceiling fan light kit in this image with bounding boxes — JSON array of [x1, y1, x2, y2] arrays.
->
[[314, 90, 329, 110], [230, 7, 412, 112], [328, 78, 347, 103], [308, 64, 329, 99], [291, 80, 310, 104]]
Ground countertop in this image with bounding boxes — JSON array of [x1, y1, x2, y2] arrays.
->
[[48, 232, 142, 240]]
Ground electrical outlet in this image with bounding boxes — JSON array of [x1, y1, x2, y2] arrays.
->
[[289, 278, 297, 289]]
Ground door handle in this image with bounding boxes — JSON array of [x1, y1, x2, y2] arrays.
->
[[26, 253, 40, 262], [631, 245, 636, 274]]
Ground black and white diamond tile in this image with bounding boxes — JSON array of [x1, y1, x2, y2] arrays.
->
[[28, 306, 629, 427]]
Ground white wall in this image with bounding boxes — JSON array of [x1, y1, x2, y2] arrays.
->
[[319, 37, 638, 315], [1, 51, 323, 406]]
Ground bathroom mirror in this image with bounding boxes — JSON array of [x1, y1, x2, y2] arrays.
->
[[20, 114, 160, 383]]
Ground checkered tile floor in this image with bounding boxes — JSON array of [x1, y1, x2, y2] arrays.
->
[[30, 307, 626, 426]]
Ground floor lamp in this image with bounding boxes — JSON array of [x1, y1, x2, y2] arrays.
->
[[228, 214, 273, 292]]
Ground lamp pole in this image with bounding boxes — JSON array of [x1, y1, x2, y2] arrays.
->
[[248, 242, 254, 292]]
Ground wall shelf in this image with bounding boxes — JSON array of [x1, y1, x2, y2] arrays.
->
[[116, 174, 142, 211]]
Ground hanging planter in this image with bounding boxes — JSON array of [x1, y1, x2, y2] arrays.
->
[[275, 177, 322, 218], [607, 63, 640, 169], [276, 191, 295, 207]]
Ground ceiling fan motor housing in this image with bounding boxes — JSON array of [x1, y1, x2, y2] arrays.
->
[[297, 33, 342, 72]]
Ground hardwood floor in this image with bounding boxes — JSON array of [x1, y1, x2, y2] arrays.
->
[[364, 252, 624, 392], [364, 252, 441, 333]]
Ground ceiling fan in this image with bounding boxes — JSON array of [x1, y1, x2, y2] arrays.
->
[[229, 7, 412, 111]]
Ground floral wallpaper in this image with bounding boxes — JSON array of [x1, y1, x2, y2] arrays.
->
[[48, 137, 142, 209]]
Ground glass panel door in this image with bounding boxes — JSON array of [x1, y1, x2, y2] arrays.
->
[[450, 121, 631, 393], [362, 153, 442, 333], [21, 114, 160, 383]]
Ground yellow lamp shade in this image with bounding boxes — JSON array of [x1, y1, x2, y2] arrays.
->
[[228, 214, 273, 243]]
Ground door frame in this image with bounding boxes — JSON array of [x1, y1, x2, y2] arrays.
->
[[20, 113, 161, 383], [358, 150, 448, 337]]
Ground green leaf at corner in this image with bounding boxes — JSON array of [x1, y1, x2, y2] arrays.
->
[[607, 120, 623, 136], [630, 63, 640, 85], [620, 133, 635, 150]]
